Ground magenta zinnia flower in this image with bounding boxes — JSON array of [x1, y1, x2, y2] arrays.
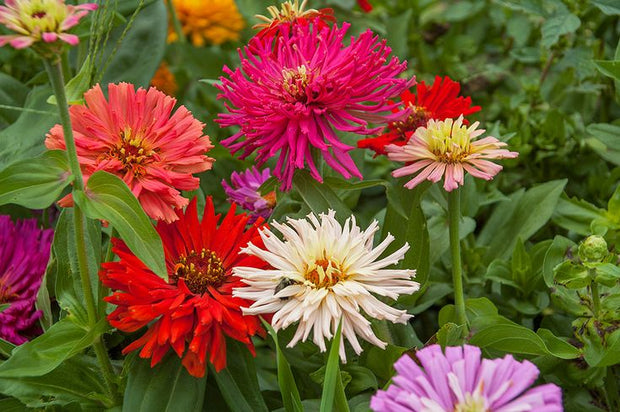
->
[[45, 82, 215, 223], [222, 167, 275, 222], [371, 344, 563, 412], [0, 0, 97, 50], [387, 115, 518, 191], [0, 216, 53, 345], [216, 20, 413, 190]]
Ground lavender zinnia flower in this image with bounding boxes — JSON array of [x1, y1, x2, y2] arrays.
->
[[371, 344, 563, 412], [0, 216, 53, 345], [222, 167, 275, 222], [216, 20, 413, 190]]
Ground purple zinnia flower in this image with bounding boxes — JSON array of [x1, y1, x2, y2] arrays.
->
[[0, 216, 53, 345], [216, 20, 413, 190], [222, 167, 275, 222], [371, 344, 563, 412]]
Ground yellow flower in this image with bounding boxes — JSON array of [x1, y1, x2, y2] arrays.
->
[[150, 62, 178, 96], [168, 0, 244, 46]]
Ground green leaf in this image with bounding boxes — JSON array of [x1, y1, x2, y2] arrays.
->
[[73, 170, 166, 278], [262, 319, 303, 412], [0, 339, 15, 359], [585, 123, 620, 166], [0, 317, 109, 378], [478, 180, 566, 261], [436, 323, 467, 346], [552, 195, 607, 235], [593, 60, 620, 81], [0, 397, 27, 411], [591, 0, 620, 15], [553, 261, 590, 289], [101, 0, 167, 87], [0, 304, 8, 313], [541, 12, 581, 49], [292, 170, 352, 219], [384, 9, 413, 57], [543, 236, 575, 287], [0, 355, 110, 409], [0, 150, 73, 209], [210, 340, 269, 412], [0, 73, 29, 127], [122, 355, 206, 412], [47, 58, 93, 105], [320, 321, 348, 412]]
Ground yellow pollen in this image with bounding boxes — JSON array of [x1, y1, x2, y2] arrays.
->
[[391, 105, 430, 137], [170, 249, 225, 294], [108, 128, 157, 176], [282, 65, 312, 102], [426, 120, 472, 164], [304, 258, 347, 288]]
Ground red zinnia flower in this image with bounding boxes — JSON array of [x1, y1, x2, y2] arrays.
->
[[100, 197, 268, 377], [45, 82, 214, 222], [357, 0, 373, 13], [358, 76, 481, 156]]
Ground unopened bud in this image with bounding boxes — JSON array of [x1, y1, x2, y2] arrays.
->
[[578, 235, 608, 262]]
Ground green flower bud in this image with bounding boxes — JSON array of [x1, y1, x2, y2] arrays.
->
[[578, 235, 608, 263]]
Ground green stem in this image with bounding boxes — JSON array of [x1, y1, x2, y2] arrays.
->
[[44, 59, 120, 405], [605, 366, 620, 411], [165, 0, 186, 44], [448, 189, 467, 331], [43, 60, 84, 191], [590, 279, 601, 319]]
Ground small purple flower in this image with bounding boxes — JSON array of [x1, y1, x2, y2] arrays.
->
[[0, 216, 53, 345], [222, 166, 275, 222], [371, 344, 563, 412]]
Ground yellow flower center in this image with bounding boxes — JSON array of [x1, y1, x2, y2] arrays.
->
[[171, 249, 225, 294], [305, 258, 348, 288], [282, 65, 312, 102], [19, 0, 68, 33], [453, 393, 488, 412], [425, 119, 472, 164], [108, 128, 157, 176]]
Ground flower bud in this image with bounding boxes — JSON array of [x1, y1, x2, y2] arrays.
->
[[578, 235, 608, 263]]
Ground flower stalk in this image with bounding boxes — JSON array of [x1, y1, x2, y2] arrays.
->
[[44, 58, 120, 405], [448, 188, 467, 332]]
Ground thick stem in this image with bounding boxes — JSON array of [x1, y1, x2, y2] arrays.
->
[[43, 60, 84, 191], [448, 189, 468, 330], [44, 59, 120, 405]]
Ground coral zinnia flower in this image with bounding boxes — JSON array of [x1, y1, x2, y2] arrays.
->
[[150, 61, 178, 97], [222, 166, 275, 223], [253, 0, 335, 39], [167, 0, 244, 46], [358, 76, 481, 156], [100, 197, 269, 377], [0, 216, 53, 345], [233, 210, 419, 360], [387, 115, 518, 191], [371, 344, 563, 412], [45, 82, 214, 222], [216, 21, 413, 190], [0, 0, 96, 50]]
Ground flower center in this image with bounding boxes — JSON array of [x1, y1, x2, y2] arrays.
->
[[171, 249, 225, 294], [31, 10, 47, 19], [0, 281, 16, 304], [262, 191, 277, 208], [453, 393, 489, 412], [108, 128, 157, 176], [390, 105, 430, 138], [304, 258, 347, 288], [255, 0, 322, 27], [427, 120, 472, 164], [282, 65, 312, 103]]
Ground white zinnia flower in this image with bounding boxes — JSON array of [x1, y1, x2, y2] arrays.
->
[[233, 210, 419, 360]]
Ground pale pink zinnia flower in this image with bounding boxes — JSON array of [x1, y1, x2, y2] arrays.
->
[[0, 0, 97, 50], [387, 115, 518, 191], [233, 210, 419, 361], [45, 83, 214, 222], [216, 21, 413, 190], [371, 344, 563, 411], [0, 216, 53, 345]]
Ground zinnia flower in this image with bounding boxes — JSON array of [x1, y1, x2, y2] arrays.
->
[[150, 61, 178, 96], [387, 115, 518, 191], [0, 0, 96, 50], [222, 166, 276, 223], [370, 344, 563, 412], [0, 216, 53, 345], [253, 0, 335, 39], [358, 76, 481, 156], [216, 21, 413, 190], [358, 0, 373, 13], [167, 0, 244, 46], [100, 197, 269, 378], [45, 82, 214, 222], [233, 210, 419, 360]]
